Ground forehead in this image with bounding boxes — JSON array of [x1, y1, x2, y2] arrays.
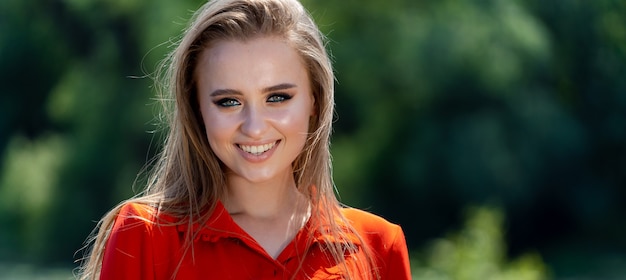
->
[[195, 36, 309, 89]]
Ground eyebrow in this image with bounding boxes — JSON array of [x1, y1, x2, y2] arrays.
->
[[264, 83, 297, 93], [209, 83, 297, 97]]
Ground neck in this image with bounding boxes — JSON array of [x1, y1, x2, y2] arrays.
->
[[222, 170, 311, 259], [223, 171, 302, 220]]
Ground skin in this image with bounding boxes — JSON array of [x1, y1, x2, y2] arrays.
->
[[196, 36, 314, 258]]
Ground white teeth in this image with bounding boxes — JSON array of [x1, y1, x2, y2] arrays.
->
[[239, 142, 276, 155]]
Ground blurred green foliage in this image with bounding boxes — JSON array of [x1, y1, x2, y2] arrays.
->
[[412, 205, 549, 280], [0, 263, 72, 280], [0, 0, 625, 278]]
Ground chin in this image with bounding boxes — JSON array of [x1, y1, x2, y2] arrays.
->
[[240, 169, 291, 185]]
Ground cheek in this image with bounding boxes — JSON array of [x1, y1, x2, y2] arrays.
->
[[272, 108, 311, 140], [276, 97, 314, 132], [201, 108, 235, 144]]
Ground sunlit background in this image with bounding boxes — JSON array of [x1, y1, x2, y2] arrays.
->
[[1, 0, 625, 279]]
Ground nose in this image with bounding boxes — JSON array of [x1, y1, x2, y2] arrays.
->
[[240, 105, 268, 138]]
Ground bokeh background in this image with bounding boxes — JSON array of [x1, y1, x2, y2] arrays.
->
[[1, 0, 625, 279]]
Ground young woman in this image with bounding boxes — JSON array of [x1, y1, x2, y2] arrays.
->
[[77, 0, 411, 279]]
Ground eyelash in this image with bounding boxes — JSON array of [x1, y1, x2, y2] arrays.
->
[[214, 98, 239, 107], [213, 93, 292, 107], [267, 93, 292, 103]]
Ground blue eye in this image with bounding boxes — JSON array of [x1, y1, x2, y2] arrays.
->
[[215, 98, 240, 107], [267, 93, 292, 103]]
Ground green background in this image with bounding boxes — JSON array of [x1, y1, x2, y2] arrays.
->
[[1, 0, 625, 278]]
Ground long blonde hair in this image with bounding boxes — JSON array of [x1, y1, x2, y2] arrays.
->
[[77, 0, 378, 279]]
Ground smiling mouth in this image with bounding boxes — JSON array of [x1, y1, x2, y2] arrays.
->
[[238, 141, 277, 156]]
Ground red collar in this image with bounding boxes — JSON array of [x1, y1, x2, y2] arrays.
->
[[175, 201, 361, 247]]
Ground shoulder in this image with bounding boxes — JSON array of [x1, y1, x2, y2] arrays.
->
[[341, 207, 412, 279], [341, 207, 402, 239], [117, 202, 155, 220], [105, 204, 182, 259], [109, 202, 180, 237], [340, 207, 404, 252], [108, 204, 149, 242], [114, 202, 157, 228], [102, 203, 183, 278]]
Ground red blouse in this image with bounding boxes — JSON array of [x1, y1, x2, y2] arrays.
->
[[100, 202, 411, 279]]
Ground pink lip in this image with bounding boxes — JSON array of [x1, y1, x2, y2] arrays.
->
[[235, 140, 280, 163]]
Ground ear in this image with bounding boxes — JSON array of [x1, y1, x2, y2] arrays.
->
[[309, 92, 317, 117]]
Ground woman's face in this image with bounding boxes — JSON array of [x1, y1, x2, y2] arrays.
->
[[196, 36, 315, 185]]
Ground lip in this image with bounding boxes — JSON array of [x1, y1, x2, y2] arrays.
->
[[235, 140, 280, 163]]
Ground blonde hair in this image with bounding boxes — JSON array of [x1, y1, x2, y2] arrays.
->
[[77, 0, 378, 279]]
